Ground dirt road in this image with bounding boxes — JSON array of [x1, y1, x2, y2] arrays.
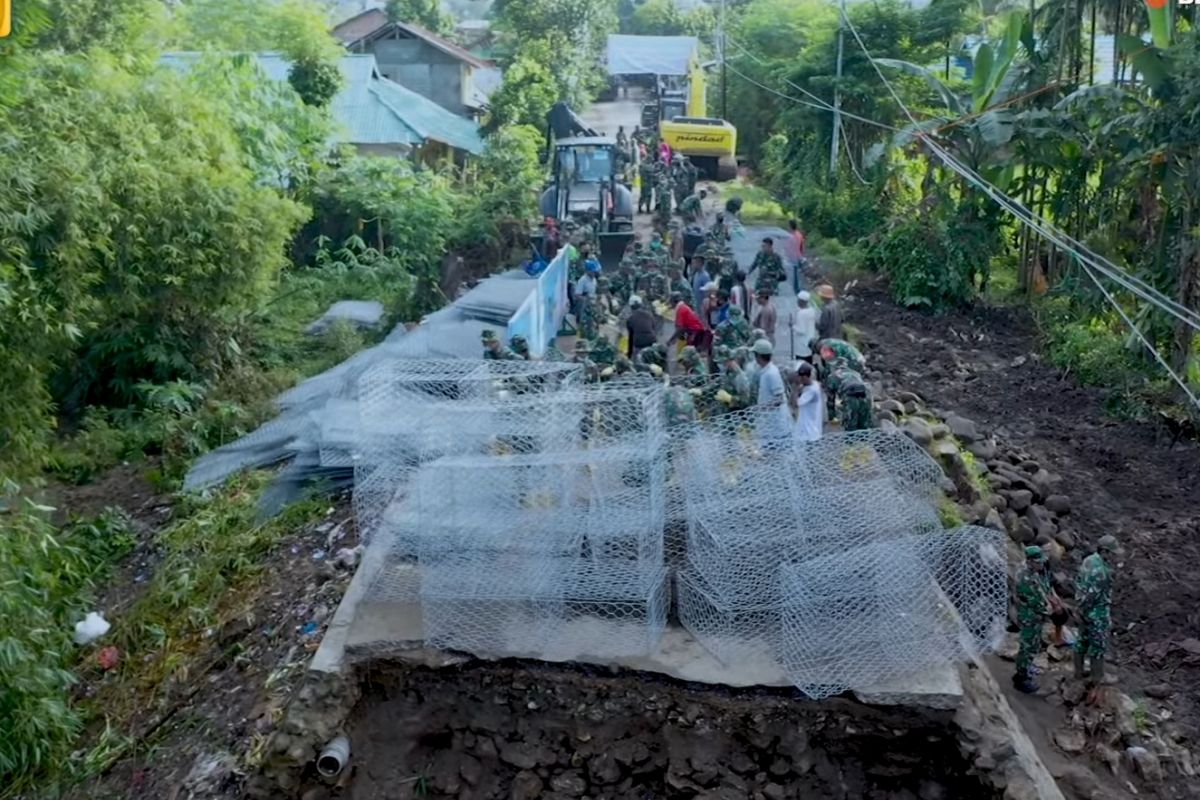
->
[[834, 276, 1200, 785]]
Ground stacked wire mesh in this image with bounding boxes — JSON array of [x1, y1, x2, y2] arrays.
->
[[353, 360, 1007, 696], [674, 418, 1005, 697], [359, 360, 669, 659]]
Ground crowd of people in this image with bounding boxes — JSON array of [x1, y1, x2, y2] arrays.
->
[[483, 193, 876, 443]]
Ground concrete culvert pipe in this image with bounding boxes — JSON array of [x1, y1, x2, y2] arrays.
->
[[317, 735, 350, 779]]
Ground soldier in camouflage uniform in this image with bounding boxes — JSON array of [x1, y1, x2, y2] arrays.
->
[[677, 189, 707, 224], [509, 334, 531, 360], [638, 159, 656, 214], [637, 342, 668, 376], [751, 237, 787, 296], [1014, 546, 1054, 693], [716, 305, 753, 349], [835, 369, 875, 431], [482, 329, 520, 361], [664, 383, 698, 428], [589, 335, 618, 368], [714, 345, 753, 411], [817, 339, 866, 375], [655, 166, 674, 231], [668, 265, 692, 302], [543, 342, 569, 362], [678, 346, 709, 378], [571, 339, 600, 382], [1074, 535, 1121, 686]]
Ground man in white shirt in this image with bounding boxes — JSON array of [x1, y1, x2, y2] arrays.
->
[[792, 361, 823, 442], [788, 290, 819, 364], [753, 338, 790, 451]]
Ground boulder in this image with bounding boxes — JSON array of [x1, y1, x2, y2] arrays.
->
[[904, 400, 919, 415], [983, 509, 1005, 533], [1002, 509, 1019, 532], [901, 418, 933, 445], [930, 423, 951, 439], [989, 494, 1008, 512], [880, 399, 905, 415], [879, 419, 899, 434], [512, 771, 544, 800], [934, 440, 960, 458], [1030, 468, 1058, 500], [1004, 489, 1033, 512], [1010, 519, 1035, 544], [877, 409, 898, 424], [1126, 747, 1164, 783], [1054, 728, 1087, 754], [896, 390, 923, 405], [1018, 460, 1041, 474], [549, 771, 588, 796], [988, 473, 1012, 491], [967, 439, 997, 460], [1144, 684, 1173, 700], [1045, 495, 1071, 515], [946, 414, 980, 442], [1053, 529, 1076, 550]]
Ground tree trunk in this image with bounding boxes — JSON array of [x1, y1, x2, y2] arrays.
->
[[1173, 202, 1198, 374]]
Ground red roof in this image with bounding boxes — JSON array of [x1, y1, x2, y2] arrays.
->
[[332, 9, 492, 70]]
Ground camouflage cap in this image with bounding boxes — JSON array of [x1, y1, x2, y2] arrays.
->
[[1024, 545, 1046, 561], [729, 306, 744, 319], [510, 334, 528, 350], [679, 345, 699, 363], [574, 339, 591, 353], [481, 329, 498, 342], [752, 328, 766, 340]]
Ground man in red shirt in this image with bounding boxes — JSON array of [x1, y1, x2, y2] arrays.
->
[[667, 292, 711, 357]]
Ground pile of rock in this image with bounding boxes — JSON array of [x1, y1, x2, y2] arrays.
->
[[874, 389, 1078, 573]]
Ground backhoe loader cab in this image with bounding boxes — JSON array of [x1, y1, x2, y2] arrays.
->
[[535, 136, 635, 268]]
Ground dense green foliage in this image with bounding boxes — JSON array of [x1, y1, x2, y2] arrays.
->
[[386, 0, 455, 34], [622, 0, 716, 38], [489, 0, 619, 122], [730, 0, 1200, 409], [0, 497, 135, 788]]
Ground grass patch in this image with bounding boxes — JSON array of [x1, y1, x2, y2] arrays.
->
[[716, 177, 789, 225], [938, 495, 965, 528]]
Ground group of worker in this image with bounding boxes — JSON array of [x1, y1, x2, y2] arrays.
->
[[1013, 537, 1121, 697]]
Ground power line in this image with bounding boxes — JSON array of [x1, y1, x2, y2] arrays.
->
[[835, 11, 1200, 406]]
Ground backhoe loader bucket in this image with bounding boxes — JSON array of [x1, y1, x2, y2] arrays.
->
[[598, 230, 634, 270]]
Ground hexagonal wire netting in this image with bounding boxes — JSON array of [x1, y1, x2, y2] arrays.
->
[[353, 358, 1008, 694]]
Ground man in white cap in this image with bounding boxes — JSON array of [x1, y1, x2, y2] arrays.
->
[[789, 291, 819, 364], [753, 338, 790, 451]]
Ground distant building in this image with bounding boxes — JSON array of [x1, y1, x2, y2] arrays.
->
[[160, 52, 483, 163], [332, 8, 500, 121]]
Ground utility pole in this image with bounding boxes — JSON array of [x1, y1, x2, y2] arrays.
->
[[829, 0, 845, 179], [719, 0, 728, 120]]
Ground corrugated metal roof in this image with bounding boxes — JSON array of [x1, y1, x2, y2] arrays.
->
[[370, 77, 484, 153], [332, 10, 493, 70], [159, 52, 482, 154], [606, 35, 699, 76]]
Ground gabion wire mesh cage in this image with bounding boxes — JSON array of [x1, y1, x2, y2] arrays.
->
[[350, 357, 1009, 692]]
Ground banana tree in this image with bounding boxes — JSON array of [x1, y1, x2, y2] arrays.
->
[[867, 12, 1037, 290]]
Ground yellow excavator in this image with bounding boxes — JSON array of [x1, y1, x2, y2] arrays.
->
[[646, 58, 738, 181], [608, 34, 738, 180]]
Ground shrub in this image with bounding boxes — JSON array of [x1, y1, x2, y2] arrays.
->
[[0, 495, 135, 787], [865, 217, 974, 311]]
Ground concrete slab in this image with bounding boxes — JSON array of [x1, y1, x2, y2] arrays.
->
[[320, 558, 962, 709]]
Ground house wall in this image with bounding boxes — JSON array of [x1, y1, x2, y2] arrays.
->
[[366, 36, 470, 118]]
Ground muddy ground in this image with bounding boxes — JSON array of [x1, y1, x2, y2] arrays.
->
[[840, 278, 1200, 798]]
